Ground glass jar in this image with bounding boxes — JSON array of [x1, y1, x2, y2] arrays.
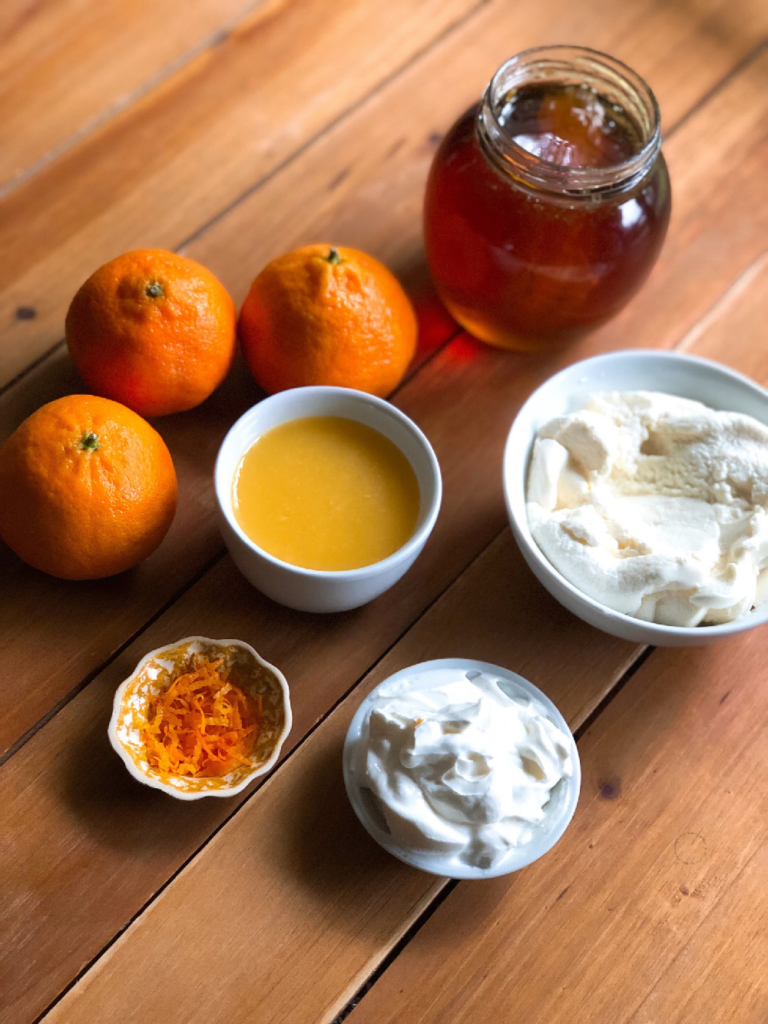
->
[[423, 46, 671, 350]]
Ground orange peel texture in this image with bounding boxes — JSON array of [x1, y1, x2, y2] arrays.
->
[[143, 656, 262, 778]]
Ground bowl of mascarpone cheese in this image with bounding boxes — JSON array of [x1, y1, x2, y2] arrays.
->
[[343, 659, 580, 879], [504, 350, 768, 645]]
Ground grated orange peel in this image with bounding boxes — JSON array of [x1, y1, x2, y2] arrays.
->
[[109, 637, 291, 800], [143, 655, 262, 778]]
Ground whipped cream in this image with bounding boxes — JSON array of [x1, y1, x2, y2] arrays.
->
[[527, 391, 768, 626], [355, 672, 573, 870]]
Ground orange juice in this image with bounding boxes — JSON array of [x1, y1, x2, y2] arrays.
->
[[233, 416, 420, 571]]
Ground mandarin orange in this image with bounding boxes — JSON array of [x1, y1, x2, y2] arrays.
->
[[66, 250, 236, 417], [238, 245, 416, 397], [0, 395, 178, 579]]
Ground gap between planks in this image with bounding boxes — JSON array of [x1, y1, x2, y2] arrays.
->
[[0, 549, 226, 771], [0, 0, 489, 404], [673, 249, 768, 354], [29, 509, 507, 1024], [2, 24, 761, 761], [0, 0, 271, 203], [663, 37, 767, 137], [327, 645, 658, 1024], [0, 321, 463, 773], [9, 24, 768, 1024]]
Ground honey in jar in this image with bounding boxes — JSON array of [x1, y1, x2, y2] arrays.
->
[[424, 47, 671, 350]]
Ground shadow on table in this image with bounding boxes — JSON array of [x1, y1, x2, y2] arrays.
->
[[261, 730, 533, 951], [261, 732, 438, 929], [60, 649, 225, 855], [278, 734, 394, 880]]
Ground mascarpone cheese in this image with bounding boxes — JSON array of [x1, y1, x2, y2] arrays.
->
[[527, 391, 768, 626]]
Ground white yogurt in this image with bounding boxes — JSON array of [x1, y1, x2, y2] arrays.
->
[[351, 668, 574, 871]]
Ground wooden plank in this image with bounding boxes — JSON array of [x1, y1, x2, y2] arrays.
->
[[678, 252, 768, 371], [12, 234, 768, 1022], [2, 0, 767, 390], [1, 12, 765, 1024], [0, 0, 482, 389], [342, 630, 768, 1024], [334, 184, 768, 1024], [576, 43, 768, 359], [191, 0, 768, 309], [9, 532, 637, 1024], [1, 0, 767, 756], [0, 0, 265, 191], [625, 847, 768, 1024], [0, 3, 472, 753], [28, 57, 768, 1023]]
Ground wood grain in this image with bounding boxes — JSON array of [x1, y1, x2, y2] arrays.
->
[[678, 252, 768, 370], [3, 0, 768, 756], [26, 56, 768, 1021], [0, 0, 481, 389], [0, 2, 763, 1023], [0, 0, 267, 191], [343, 630, 768, 1024], [2, 0, 767, 389], [0, 323, 644, 1019], [175, 0, 768, 310], [0, 12, 471, 753], [337, 184, 768, 1024], [26, 532, 639, 1024], [577, 43, 768, 359]]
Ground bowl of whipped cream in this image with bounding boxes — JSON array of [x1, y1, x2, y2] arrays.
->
[[504, 350, 768, 645], [343, 659, 580, 879]]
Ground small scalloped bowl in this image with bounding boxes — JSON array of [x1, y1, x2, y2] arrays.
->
[[108, 636, 291, 800]]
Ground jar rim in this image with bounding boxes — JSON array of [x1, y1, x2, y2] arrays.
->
[[480, 45, 662, 196]]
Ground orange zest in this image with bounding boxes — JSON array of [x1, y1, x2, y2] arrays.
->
[[143, 656, 261, 778]]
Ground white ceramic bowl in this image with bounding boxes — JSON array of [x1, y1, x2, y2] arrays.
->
[[215, 386, 441, 613], [343, 658, 581, 879], [108, 636, 291, 800], [504, 350, 768, 646]]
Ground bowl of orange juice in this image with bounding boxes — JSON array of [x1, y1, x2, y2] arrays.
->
[[215, 386, 442, 612]]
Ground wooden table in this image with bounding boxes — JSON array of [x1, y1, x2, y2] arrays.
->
[[2, 1, 767, 1021]]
